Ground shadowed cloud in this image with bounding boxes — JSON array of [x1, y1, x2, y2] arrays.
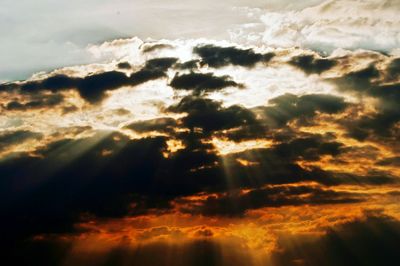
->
[[6, 57, 178, 104], [272, 211, 400, 266], [255, 93, 349, 128], [170, 72, 243, 94], [289, 54, 337, 74], [193, 44, 274, 68]]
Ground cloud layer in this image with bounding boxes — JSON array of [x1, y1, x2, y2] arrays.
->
[[1, 5, 400, 264]]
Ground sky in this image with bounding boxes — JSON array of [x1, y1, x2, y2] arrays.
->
[[5, 0, 400, 81], [1, 1, 400, 265]]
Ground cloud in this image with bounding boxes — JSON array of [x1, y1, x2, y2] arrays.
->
[[2, 126, 390, 246], [116, 62, 131, 69], [330, 63, 400, 140], [289, 54, 337, 74], [168, 96, 258, 135], [143, 57, 178, 71], [72, 71, 133, 103], [125, 117, 178, 134], [3, 94, 64, 111], [387, 57, 400, 80], [272, 135, 343, 161], [141, 43, 174, 53], [235, 0, 400, 53], [0, 130, 43, 152], [4, 57, 178, 104], [193, 44, 274, 68], [175, 60, 201, 70], [170, 72, 243, 94], [272, 211, 400, 266], [377, 157, 400, 167], [180, 185, 365, 217], [1, 34, 400, 266], [256, 93, 349, 127], [5, 237, 254, 266]]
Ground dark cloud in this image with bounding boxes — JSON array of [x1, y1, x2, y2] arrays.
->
[[5, 211, 400, 266], [143, 57, 178, 71], [20, 74, 80, 93], [4, 94, 64, 111], [0, 82, 20, 92], [3, 237, 72, 266], [377, 157, 400, 167], [141, 43, 174, 53], [289, 54, 337, 74], [0, 130, 224, 226], [0, 131, 339, 226], [116, 61, 131, 69], [168, 96, 258, 135], [332, 64, 400, 140], [387, 57, 400, 80], [0, 132, 168, 244], [331, 171, 398, 186], [0, 127, 396, 258], [125, 117, 178, 134], [346, 108, 400, 140], [62, 105, 79, 114], [193, 44, 274, 68], [272, 135, 343, 161], [78, 57, 176, 103], [272, 211, 400, 266], [181, 185, 365, 217], [76, 71, 134, 103], [169, 72, 243, 94], [175, 60, 200, 70], [255, 93, 349, 127], [78, 57, 178, 103], [223, 143, 397, 187], [5, 238, 253, 266], [110, 108, 132, 116], [216, 123, 268, 142], [1, 41, 400, 266], [0, 130, 43, 152], [8, 57, 178, 104]]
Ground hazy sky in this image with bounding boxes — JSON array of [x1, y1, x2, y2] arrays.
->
[[3, 0, 399, 81], [0, 0, 325, 81]]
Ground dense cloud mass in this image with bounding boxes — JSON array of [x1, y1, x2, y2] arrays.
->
[[170, 72, 243, 94], [257, 93, 349, 127], [1, 1, 400, 265], [193, 45, 274, 68], [271, 211, 400, 266], [289, 54, 337, 74], [8, 57, 178, 103]]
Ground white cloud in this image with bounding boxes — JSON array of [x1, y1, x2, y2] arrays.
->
[[232, 0, 400, 53]]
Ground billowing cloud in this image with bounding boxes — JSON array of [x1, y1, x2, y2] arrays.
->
[[233, 0, 400, 53]]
